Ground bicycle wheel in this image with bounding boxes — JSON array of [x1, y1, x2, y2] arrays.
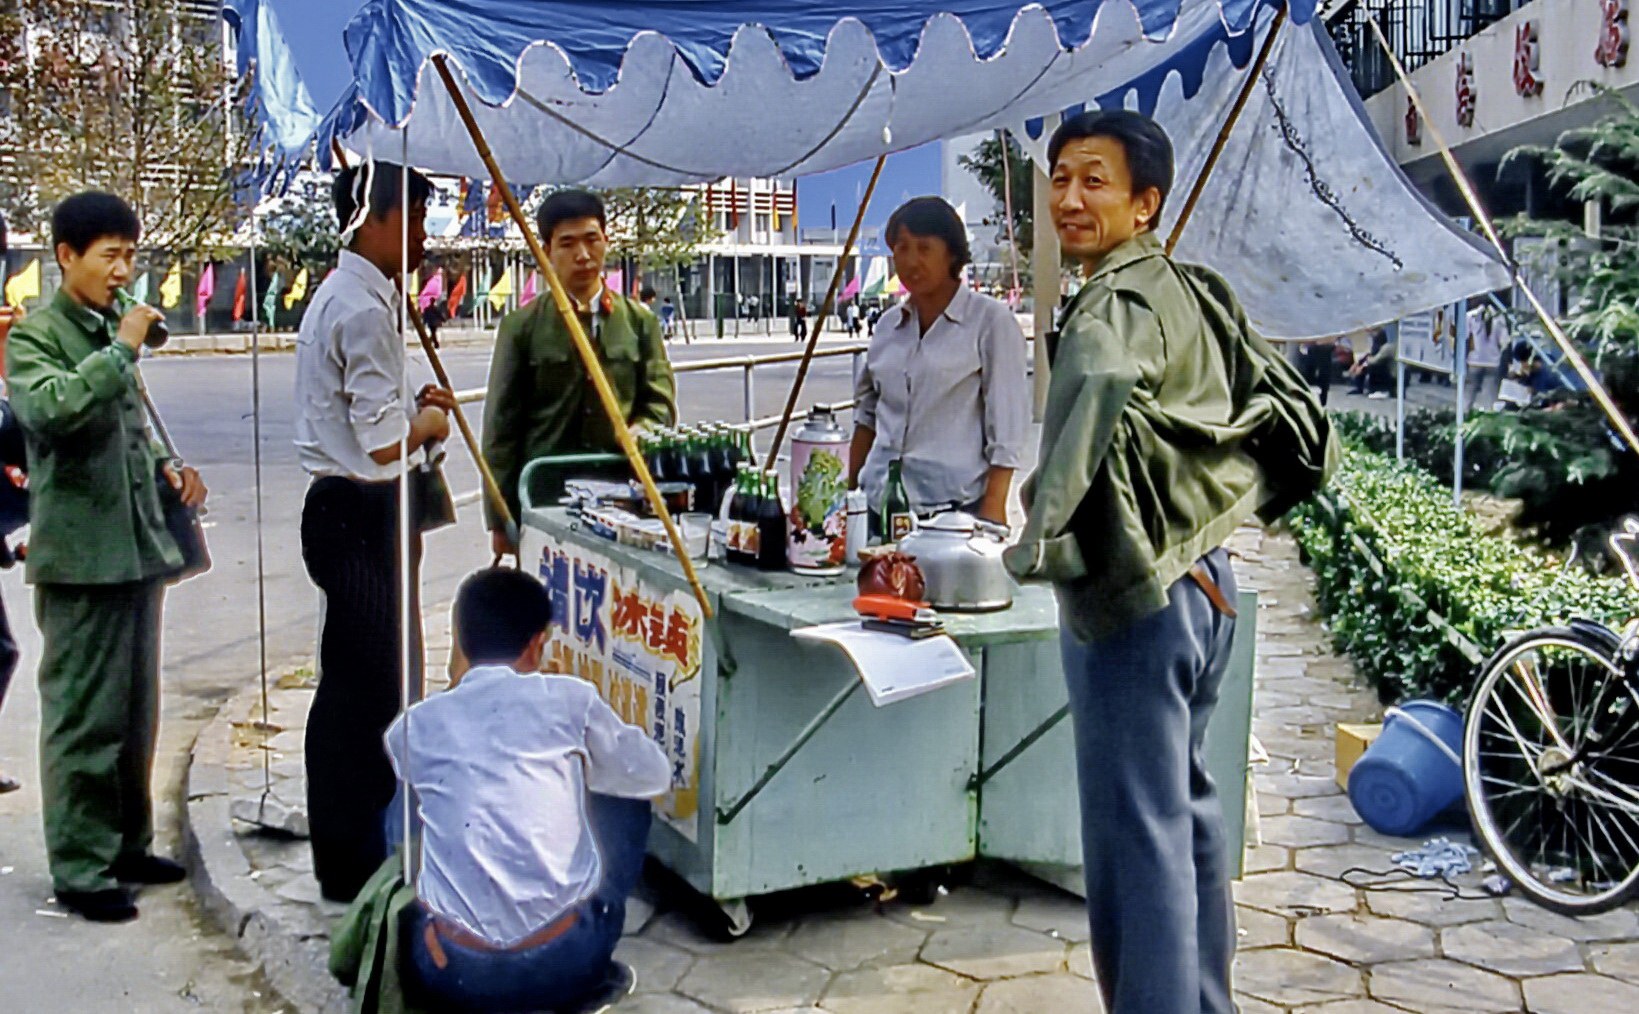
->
[[1463, 626, 1639, 915]]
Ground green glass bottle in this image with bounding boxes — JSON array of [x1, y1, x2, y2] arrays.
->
[[881, 459, 914, 543]]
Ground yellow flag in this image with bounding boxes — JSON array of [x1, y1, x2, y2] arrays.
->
[[284, 266, 309, 310], [487, 268, 512, 311], [885, 273, 904, 296], [4, 259, 40, 306], [159, 261, 183, 309]]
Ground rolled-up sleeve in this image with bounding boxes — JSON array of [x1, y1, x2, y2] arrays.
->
[[583, 693, 671, 798], [854, 347, 879, 431], [978, 305, 1030, 469], [337, 306, 409, 454]]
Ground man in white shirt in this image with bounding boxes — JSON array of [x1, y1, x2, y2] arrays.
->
[[388, 567, 668, 1012], [295, 161, 455, 902]]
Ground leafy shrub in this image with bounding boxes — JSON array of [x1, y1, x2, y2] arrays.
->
[[1289, 448, 1639, 704]]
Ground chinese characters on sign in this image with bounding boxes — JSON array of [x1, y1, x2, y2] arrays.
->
[[524, 533, 705, 842], [1456, 52, 1477, 127], [1598, 0, 1631, 68], [1513, 21, 1543, 97]]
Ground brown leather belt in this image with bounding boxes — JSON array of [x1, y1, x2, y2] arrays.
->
[[1188, 562, 1237, 618], [421, 904, 580, 969]]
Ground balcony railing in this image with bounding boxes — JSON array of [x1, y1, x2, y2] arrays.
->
[[1327, 0, 1535, 98]]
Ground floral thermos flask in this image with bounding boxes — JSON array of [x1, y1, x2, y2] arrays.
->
[[787, 405, 849, 574]]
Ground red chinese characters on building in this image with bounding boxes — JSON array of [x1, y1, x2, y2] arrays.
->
[[1456, 52, 1477, 127], [1513, 20, 1544, 97], [1599, 0, 1631, 68], [609, 579, 702, 678]]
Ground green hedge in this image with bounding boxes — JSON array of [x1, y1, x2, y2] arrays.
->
[[1288, 447, 1639, 704]]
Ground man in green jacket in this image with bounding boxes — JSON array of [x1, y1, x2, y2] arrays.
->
[[484, 190, 676, 556], [5, 192, 207, 923], [1007, 112, 1333, 1014]]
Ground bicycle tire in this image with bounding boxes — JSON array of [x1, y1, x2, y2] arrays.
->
[[1463, 625, 1639, 916]]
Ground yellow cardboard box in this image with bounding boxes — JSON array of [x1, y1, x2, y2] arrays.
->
[[1335, 722, 1383, 790]]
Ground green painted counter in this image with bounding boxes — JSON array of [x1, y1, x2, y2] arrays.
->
[[520, 507, 1254, 919]]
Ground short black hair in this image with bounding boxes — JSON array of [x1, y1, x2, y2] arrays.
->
[[537, 189, 606, 243], [884, 197, 971, 279], [455, 567, 552, 665], [332, 161, 433, 234], [1048, 110, 1175, 223], [640, 285, 657, 301], [52, 192, 141, 255]]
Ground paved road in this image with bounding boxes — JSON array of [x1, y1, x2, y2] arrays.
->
[[0, 337, 857, 1012]]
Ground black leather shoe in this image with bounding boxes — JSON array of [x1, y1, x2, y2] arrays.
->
[[56, 888, 138, 923], [110, 855, 186, 885]]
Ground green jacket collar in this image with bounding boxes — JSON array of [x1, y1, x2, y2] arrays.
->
[[1086, 231, 1165, 284], [50, 288, 116, 338]]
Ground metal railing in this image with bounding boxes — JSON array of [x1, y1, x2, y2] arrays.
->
[[1326, 0, 1534, 99]]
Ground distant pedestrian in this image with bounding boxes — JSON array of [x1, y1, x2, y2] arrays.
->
[[1297, 337, 1335, 407], [790, 299, 808, 342], [659, 296, 679, 341], [845, 301, 862, 337], [0, 211, 23, 796]]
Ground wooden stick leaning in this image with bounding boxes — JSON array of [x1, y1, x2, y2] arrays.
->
[[431, 54, 714, 618], [405, 296, 515, 534], [766, 154, 887, 464], [1366, 20, 1639, 458], [1165, 6, 1287, 255]]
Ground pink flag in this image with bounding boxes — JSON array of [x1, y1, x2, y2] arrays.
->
[[418, 268, 444, 311], [521, 271, 538, 305], [195, 263, 215, 319], [605, 269, 623, 297], [841, 275, 861, 301]]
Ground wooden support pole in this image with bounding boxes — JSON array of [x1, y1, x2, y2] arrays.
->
[[431, 55, 714, 617], [405, 296, 514, 534], [1366, 19, 1639, 459], [1165, 6, 1287, 255], [767, 155, 886, 464]]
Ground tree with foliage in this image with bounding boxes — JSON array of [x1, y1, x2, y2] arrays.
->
[[602, 186, 718, 280], [0, 0, 255, 251], [257, 172, 339, 275], [957, 131, 1035, 261]]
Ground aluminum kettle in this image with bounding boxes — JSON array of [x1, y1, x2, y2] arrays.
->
[[896, 511, 1014, 612]]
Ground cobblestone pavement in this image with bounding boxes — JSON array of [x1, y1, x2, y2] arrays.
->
[[185, 527, 1639, 1013]]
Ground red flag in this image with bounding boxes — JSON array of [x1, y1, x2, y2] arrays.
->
[[447, 273, 468, 318], [232, 269, 247, 322], [728, 177, 739, 229], [486, 183, 506, 224]]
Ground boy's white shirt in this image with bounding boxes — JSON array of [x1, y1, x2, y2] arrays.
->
[[384, 663, 669, 947]]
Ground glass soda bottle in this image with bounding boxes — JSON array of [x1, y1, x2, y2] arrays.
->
[[756, 470, 788, 571], [881, 459, 915, 543]]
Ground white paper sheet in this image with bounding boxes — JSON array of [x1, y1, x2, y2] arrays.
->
[[792, 621, 976, 707]]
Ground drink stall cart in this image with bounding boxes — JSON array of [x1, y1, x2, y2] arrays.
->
[[518, 474, 1255, 933]]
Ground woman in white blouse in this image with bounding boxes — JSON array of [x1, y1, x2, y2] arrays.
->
[[848, 197, 1031, 526]]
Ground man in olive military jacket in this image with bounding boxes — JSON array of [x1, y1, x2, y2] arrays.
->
[[5, 192, 207, 923], [483, 190, 676, 555]]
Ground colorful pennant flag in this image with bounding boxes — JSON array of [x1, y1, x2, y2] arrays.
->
[[262, 272, 282, 323], [195, 263, 215, 319], [159, 261, 183, 309], [474, 268, 490, 308], [488, 268, 512, 311], [417, 268, 443, 311], [520, 271, 538, 305], [283, 266, 308, 310], [4, 258, 40, 306], [840, 274, 861, 301], [447, 273, 468, 318], [232, 269, 247, 322]]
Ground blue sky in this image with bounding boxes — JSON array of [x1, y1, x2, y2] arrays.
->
[[266, 0, 940, 231]]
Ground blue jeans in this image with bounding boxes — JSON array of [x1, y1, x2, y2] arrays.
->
[[1060, 548, 1238, 1014], [405, 793, 651, 1013]]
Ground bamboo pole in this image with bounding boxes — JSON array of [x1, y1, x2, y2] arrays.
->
[[1165, 6, 1287, 255], [405, 296, 514, 534], [767, 154, 887, 464], [431, 55, 714, 617], [1366, 19, 1639, 458]]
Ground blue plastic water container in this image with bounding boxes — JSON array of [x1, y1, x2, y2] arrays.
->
[[1347, 699, 1465, 837]]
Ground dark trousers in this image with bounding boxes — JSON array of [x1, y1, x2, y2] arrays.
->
[[1060, 548, 1238, 1014], [35, 580, 164, 893], [0, 591, 18, 720], [407, 794, 652, 1013], [300, 476, 424, 902], [1300, 349, 1331, 406]]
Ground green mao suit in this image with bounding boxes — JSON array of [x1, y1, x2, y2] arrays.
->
[[6, 289, 182, 895], [482, 291, 676, 529]]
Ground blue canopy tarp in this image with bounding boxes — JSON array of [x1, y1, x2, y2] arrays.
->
[[234, 0, 1507, 338]]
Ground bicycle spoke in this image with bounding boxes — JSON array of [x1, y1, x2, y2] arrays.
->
[[1505, 657, 1573, 753], [1484, 693, 1549, 766]]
